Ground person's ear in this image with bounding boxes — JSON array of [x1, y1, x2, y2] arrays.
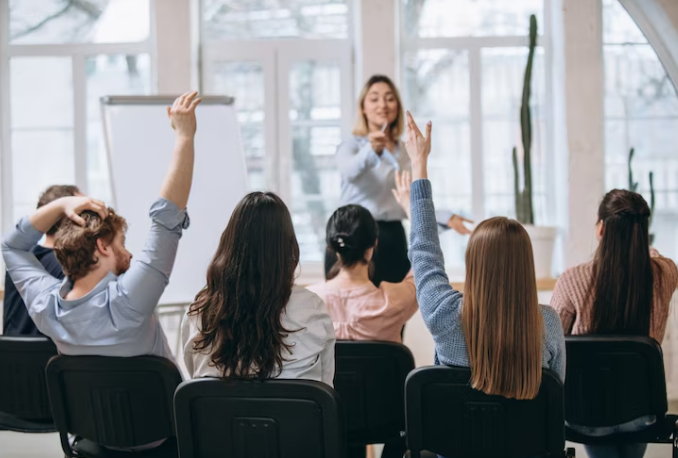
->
[[96, 238, 112, 256], [365, 247, 375, 262], [595, 220, 604, 240]]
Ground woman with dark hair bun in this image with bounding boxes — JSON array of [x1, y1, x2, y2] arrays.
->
[[308, 202, 418, 344], [551, 188, 678, 458], [182, 192, 336, 386]]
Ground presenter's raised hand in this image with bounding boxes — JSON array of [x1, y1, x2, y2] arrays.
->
[[368, 131, 388, 155], [167, 91, 202, 138], [404, 110, 432, 180]]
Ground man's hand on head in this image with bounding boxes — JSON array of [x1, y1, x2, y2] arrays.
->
[[61, 197, 109, 226]]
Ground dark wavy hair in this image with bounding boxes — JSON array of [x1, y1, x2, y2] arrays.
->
[[590, 189, 655, 335], [325, 205, 378, 279], [189, 192, 300, 380]]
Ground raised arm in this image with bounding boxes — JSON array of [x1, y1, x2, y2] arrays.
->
[[160, 92, 202, 209], [117, 92, 200, 314], [404, 112, 463, 336], [3, 196, 107, 312]]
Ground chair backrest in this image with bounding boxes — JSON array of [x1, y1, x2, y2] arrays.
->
[[406, 366, 565, 458], [0, 336, 57, 423], [45, 355, 182, 451], [334, 340, 414, 445], [564, 335, 667, 427], [174, 378, 346, 458]]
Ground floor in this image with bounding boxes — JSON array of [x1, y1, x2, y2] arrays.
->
[[3, 433, 677, 458]]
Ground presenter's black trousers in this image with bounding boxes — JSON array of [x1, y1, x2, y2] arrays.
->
[[325, 220, 410, 287]]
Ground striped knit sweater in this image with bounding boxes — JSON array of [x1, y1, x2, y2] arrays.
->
[[409, 179, 566, 381], [550, 256, 678, 342]]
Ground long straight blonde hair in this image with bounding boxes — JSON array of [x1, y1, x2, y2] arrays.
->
[[462, 217, 543, 400], [352, 75, 404, 140]]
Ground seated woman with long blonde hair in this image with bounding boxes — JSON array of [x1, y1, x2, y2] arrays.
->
[[403, 111, 565, 401]]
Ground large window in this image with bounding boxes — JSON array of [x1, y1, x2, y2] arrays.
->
[[200, 0, 353, 268], [603, 0, 678, 260], [401, 0, 551, 271], [3, 0, 152, 221]]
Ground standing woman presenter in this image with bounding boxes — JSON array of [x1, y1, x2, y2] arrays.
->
[[331, 75, 471, 286]]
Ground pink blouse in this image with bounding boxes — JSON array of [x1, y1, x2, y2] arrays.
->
[[307, 270, 418, 343]]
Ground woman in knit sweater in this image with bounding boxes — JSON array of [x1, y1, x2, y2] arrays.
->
[[404, 111, 565, 401], [551, 189, 678, 458]]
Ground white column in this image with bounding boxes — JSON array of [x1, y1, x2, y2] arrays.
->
[[152, 0, 194, 94], [560, 0, 606, 267], [353, 0, 398, 92]]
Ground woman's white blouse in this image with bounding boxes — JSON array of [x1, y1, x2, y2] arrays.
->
[[181, 286, 336, 386]]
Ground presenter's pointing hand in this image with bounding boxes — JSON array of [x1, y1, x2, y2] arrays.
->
[[368, 131, 388, 155], [167, 91, 202, 138]]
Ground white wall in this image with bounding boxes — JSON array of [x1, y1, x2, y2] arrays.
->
[[153, 0, 194, 93], [560, 0, 606, 267], [353, 0, 398, 89]]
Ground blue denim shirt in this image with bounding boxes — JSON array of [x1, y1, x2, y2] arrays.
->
[[1, 198, 189, 360]]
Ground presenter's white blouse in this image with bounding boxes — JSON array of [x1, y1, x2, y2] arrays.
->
[[181, 286, 337, 386], [336, 135, 459, 225], [337, 135, 410, 222]]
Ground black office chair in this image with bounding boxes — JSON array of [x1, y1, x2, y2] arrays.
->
[[564, 336, 678, 455], [174, 378, 346, 458], [335, 341, 414, 457], [405, 366, 573, 458], [45, 355, 182, 458], [0, 336, 57, 433]]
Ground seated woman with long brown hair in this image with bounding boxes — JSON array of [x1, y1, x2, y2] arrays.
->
[[181, 192, 336, 385], [551, 189, 678, 458], [403, 111, 565, 403]]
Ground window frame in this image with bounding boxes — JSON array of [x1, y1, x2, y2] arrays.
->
[[398, 0, 555, 227], [199, 0, 354, 280], [0, 0, 156, 231]]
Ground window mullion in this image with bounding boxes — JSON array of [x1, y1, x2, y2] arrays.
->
[[73, 54, 88, 195], [469, 46, 485, 221], [0, 0, 13, 232], [275, 49, 292, 203]]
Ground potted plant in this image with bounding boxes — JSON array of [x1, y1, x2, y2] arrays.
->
[[627, 147, 656, 244], [512, 14, 557, 279]]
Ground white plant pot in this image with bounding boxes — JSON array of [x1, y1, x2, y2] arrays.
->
[[523, 225, 557, 280]]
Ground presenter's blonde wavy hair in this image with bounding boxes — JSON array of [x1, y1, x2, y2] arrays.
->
[[462, 217, 543, 400], [352, 75, 404, 140]]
